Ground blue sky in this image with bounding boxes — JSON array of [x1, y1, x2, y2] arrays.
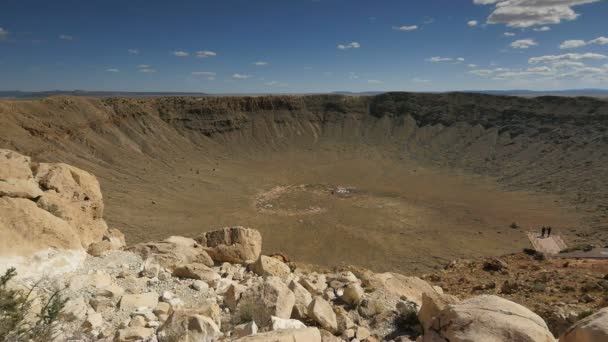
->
[[0, 0, 607, 93]]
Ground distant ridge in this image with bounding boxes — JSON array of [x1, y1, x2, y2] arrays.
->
[[1, 88, 607, 99]]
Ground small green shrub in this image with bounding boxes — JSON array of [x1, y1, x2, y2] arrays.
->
[[0, 267, 67, 342]]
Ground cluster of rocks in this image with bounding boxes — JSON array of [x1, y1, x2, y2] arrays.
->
[[6, 225, 605, 342]]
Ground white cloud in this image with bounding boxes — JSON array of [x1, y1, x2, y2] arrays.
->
[[367, 80, 383, 84], [529, 52, 606, 64], [173, 50, 189, 57], [559, 39, 587, 49], [510, 38, 538, 49], [196, 50, 217, 58], [473, 0, 601, 28], [136, 64, 156, 73], [191, 71, 216, 80], [59, 34, 73, 41], [467, 20, 479, 27], [0, 27, 8, 41], [504, 32, 516, 36], [427, 56, 465, 63], [393, 25, 418, 31], [337, 42, 361, 50], [552, 60, 585, 68], [128, 49, 140, 55], [253, 61, 269, 66], [265, 80, 288, 87], [412, 78, 431, 83], [106, 68, 119, 72], [589, 36, 608, 45], [469, 67, 510, 76], [232, 73, 251, 80], [468, 64, 478, 67], [349, 72, 360, 80], [533, 26, 551, 31]]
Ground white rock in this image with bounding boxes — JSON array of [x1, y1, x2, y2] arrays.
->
[[192, 280, 209, 291], [308, 296, 338, 333], [271, 316, 307, 330], [233, 321, 258, 338]]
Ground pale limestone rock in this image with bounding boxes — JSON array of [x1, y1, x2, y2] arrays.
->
[[119, 292, 159, 312], [233, 327, 321, 342], [96, 284, 125, 299], [233, 321, 258, 338], [250, 255, 291, 279], [341, 283, 364, 306], [127, 241, 213, 270], [424, 295, 556, 342], [164, 235, 198, 247], [289, 280, 313, 319], [0, 149, 33, 180], [172, 263, 220, 284], [226, 283, 247, 311], [114, 327, 154, 342], [0, 178, 43, 199], [299, 273, 328, 295], [271, 316, 307, 330], [559, 307, 608, 342], [197, 226, 262, 264], [154, 302, 172, 316], [418, 292, 459, 333], [158, 310, 222, 342], [191, 280, 209, 292], [308, 296, 338, 333], [60, 297, 89, 322], [236, 276, 296, 327]]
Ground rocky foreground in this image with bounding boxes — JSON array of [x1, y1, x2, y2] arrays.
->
[[1, 148, 608, 342]]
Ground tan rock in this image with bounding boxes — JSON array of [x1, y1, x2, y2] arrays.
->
[[82, 312, 103, 332], [128, 316, 146, 328], [334, 307, 355, 334], [226, 283, 248, 311], [320, 329, 342, 342], [114, 327, 154, 342], [87, 240, 113, 256], [103, 228, 126, 250], [233, 321, 258, 338], [308, 296, 338, 333], [0, 197, 82, 255], [250, 255, 291, 279], [172, 263, 220, 284], [366, 272, 438, 308], [0, 178, 43, 199], [197, 226, 262, 264], [271, 316, 307, 330], [164, 235, 197, 247], [341, 283, 364, 306], [126, 241, 213, 270], [236, 276, 296, 327], [158, 310, 221, 342], [96, 284, 125, 299], [299, 273, 328, 295], [424, 295, 556, 342], [289, 280, 313, 319], [154, 302, 173, 316], [60, 297, 89, 322], [559, 307, 608, 342], [418, 292, 459, 332], [233, 327, 321, 342], [35, 162, 107, 248], [119, 292, 159, 312], [0, 149, 33, 180]]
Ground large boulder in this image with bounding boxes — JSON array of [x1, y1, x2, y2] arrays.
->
[[172, 263, 220, 284], [196, 226, 262, 264], [418, 292, 459, 332], [34, 162, 108, 247], [236, 276, 296, 327], [233, 327, 321, 342], [422, 295, 556, 342], [559, 307, 608, 342], [0, 197, 82, 255], [365, 272, 439, 309], [126, 241, 213, 270], [308, 297, 338, 333], [158, 310, 222, 342], [0, 149, 111, 258], [250, 255, 291, 279]]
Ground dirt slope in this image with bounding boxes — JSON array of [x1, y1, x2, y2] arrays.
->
[[1, 93, 607, 273]]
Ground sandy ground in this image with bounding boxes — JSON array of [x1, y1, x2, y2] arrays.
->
[[101, 147, 585, 273]]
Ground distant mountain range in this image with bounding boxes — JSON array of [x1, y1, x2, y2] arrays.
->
[[1, 89, 607, 99]]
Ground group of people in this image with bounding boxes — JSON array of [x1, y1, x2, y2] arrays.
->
[[540, 226, 553, 238]]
